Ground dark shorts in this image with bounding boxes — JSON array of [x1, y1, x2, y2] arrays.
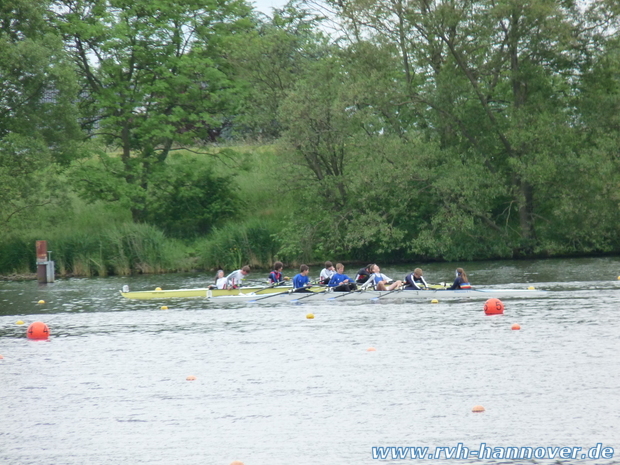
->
[[333, 283, 357, 292]]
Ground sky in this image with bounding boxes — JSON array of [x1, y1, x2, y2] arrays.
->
[[251, 0, 288, 15]]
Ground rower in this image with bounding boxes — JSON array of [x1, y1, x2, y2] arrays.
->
[[292, 264, 313, 292], [403, 268, 428, 290], [369, 264, 403, 291], [226, 266, 250, 289], [268, 261, 287, 285], [445, 267, 471, 289], [215, 269, 227, 289], [327, 263, 357, 292], [319, 261, 335, 285], [355, 264, 375, 285]]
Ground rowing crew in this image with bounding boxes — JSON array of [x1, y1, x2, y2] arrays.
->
[[212, 263, 470, 292], [288, 262, 471, 292]]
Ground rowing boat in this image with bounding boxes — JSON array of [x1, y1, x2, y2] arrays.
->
[[119, 285, 323, 300], [203, 287, 548, 304]]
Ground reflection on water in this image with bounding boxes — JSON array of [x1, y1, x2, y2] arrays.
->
[[1, 257, 620, 465]]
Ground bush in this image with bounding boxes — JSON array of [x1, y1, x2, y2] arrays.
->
[[196, 218, 281, 271]]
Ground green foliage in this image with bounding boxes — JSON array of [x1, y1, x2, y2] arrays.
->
[[0, 236, 34, 274], [145, 157, 242, 239], [50, 223, 189, 277], [197, 218, 281, 270], [5, 0, 620, 277], [0, 0, 82, 235], [270, 0, 620, 261], [55, 0, 253, 220], [227, 1, 328, 140]]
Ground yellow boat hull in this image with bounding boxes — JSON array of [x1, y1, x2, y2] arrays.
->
[[119, 285, 323, 300]]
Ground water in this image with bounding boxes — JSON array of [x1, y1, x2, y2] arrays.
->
[[1, 257, 620, 465]]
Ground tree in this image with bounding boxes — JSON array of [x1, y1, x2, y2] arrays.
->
[[55, 0, 253, 222], [0, 0, 81, 235], [227, 0, 328, 140], [300, 0, 620, 258]]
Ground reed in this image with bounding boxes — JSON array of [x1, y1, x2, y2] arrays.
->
[[0, 222, 189, 277], [0, 237, 34, 274], [196, 218, 281, 271]]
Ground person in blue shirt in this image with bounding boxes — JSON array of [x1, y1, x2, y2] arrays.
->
[[328, 263, 357, 292], [268, 261, 288, 285], [292, 264, 313, 292]]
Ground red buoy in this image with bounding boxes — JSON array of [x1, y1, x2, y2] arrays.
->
[[484, 298, 504, 315], [27, 322, 50, 339]]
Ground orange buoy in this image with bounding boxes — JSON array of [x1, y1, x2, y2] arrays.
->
[[186, 375, 196, 381], [27, 321, 50, 339], [230, 461, 245, 465], [0, 355, 4, 359], [472, 405, 485, 413], [484, 298, 504, 315], [511, 323, 521, 330], [367, 347, 377, 352]]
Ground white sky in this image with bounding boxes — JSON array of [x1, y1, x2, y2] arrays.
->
[[251, 0, 289, 15]]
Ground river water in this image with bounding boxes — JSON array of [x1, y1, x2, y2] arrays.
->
[[1, 257, 620, 465]]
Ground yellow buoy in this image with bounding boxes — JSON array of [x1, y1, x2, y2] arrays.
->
[[37, 300, 45, 304], [472, 405, 485, 413], [161, 306, 168, 310], [186, 375, 196, 381], [306, 313, 314, 319], [617, 276, 620, 280], [431, 299, 439, 304], [155, 287, 162, 291], [527, 286, 535, 290], [16, 320, 24, 325]]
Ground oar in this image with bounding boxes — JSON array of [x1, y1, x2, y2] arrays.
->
[[250, 281, 288, 294], [289, 288, 330, 303], [247, 288, 293, 303], [326, 285, 363, 300], [371, 285, 405, 301]]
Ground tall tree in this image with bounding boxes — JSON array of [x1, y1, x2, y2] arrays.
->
[[55, 0, 253, 221], [302, 0, 620, 258], [227, 0, 328, 140], [0, 0, 81, 235]]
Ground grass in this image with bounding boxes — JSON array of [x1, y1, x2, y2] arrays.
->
[[0, 143, 298, 277]]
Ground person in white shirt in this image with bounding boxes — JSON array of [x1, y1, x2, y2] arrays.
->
[[368, 264, 402, 291], [215, 270, 227, 289], [226, 266, 250, 289], [319, 261, 335, 284]]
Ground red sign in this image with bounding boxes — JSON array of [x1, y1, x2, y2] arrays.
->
[[36, 240, 47, 263]]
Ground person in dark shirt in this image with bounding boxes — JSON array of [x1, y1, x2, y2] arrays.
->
[[355, 264, 375, 284], [404, 268, 428, 290], [268, 261, 286, 285], [446, 267, 471, 290]]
